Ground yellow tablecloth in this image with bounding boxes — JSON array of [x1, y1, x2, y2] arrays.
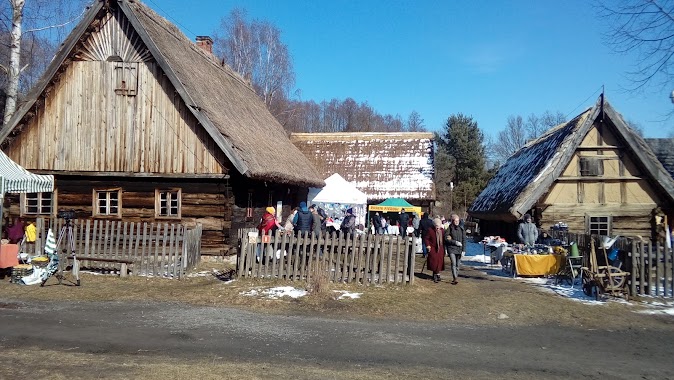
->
[[513, 254, 562, 276]]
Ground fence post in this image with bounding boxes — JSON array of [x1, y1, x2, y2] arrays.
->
[[630, 240, 637, 296]]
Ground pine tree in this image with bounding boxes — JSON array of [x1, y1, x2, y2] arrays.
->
[[436, 114, 488, 215]]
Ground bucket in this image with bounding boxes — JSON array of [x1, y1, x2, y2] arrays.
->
[[570, 242, 580, 257]]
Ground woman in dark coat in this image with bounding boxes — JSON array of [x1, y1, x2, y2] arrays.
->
[[424, 217, 445, 283]]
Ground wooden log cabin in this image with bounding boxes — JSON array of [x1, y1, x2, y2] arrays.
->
[[0, 0, 323, 256], [469, 95, 674, 242]]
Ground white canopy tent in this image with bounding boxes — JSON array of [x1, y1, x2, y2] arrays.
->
[[308, 173, 368, 227], [0, 149, 55, 236]]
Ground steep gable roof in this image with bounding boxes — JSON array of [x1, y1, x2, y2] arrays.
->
[[0, 0, 323, 187], [645, 138, 674, 180], [290, 132, 435, 201], [470, 96, 674, 220]]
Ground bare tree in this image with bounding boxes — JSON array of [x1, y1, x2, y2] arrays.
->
[[540, 110, 566, 130], [492, 115, 528, 163], [214, 9, 295, 118], [215, 9, 254, 81], [0, 0, 88, 126], [626, 118, 645, 136], [598, 0, 674, 89], [406, 110, 426, 132]]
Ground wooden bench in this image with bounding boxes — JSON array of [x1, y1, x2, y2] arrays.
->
[[67, 256, 134, 277]]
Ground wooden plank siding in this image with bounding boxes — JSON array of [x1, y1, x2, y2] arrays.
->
[[5, 61, 226, 175]]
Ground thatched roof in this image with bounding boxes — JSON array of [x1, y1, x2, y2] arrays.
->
[[645, 138, 674, 180], [0, 0, 323, 187], [290, 132, 435, 201], [470, 96, 674, 221]]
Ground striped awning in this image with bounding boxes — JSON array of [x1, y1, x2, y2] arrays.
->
[[0, 149, 54, 194]]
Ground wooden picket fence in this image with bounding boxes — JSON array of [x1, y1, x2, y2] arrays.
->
[[630, 240, 674, 298], [25, 218, 203, 279], [237, 229, 418, 285], [549, 229, 674, 299]]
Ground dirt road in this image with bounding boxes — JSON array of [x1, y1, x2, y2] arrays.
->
[[1, 298, 672, 379]]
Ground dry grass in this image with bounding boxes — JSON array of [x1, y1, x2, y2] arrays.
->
[[0, 347, 543, 380], [0, 257, 668, 330]]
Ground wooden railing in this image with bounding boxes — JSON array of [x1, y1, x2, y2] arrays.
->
[[237, 229, 418, 285], [25, 218, 202, 279]]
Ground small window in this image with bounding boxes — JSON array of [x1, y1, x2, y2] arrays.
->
[[155, 189, 181, 218], [579, 157, 603, 176], [114, 62, 138, 96], [21, 192, 55, 216], [587, 216, 611, 236], [93, 188, 122, 217]]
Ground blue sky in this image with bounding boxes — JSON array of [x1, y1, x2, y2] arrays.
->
[[147, 0, 674, 138]]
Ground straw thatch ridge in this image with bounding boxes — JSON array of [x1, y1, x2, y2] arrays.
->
[[470, 96, 674, 220], [0, 0, 323, 188], [645, 138, 674, 180], [290, 132, 435, 201]]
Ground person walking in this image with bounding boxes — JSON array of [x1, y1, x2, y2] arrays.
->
[[517, 213, 538, 246], [412, 213, 420, 237], [419, 212, 434, 257], [424, 217, 446, 283], [399, 209, 410, 236], [445, 213, 466, 285], [309, 204, 323, 237], [372, 212, 383, 234], [283, 207, 298, 234], [340, 208, 356, 235], [293, 202, 312, 236]]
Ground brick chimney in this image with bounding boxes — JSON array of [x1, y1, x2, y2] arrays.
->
[[196, 36, 213, 54]]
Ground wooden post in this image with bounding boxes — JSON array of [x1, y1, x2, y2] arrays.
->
[[386, 235, 394, 283], [639, 240, 646, 296], [656, 241, 662, 297], [630, 240, 637, 296], [406, 235, 412, 285], [363, 233, 372, 285]]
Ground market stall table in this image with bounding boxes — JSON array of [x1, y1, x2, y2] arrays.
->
[[513, 254, 562, 276]]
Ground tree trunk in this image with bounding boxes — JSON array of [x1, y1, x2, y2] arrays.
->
[[3, 0, 26, 127]]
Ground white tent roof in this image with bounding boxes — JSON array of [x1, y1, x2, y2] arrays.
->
[[308, 173, 367, 205], [0, 149, 54, 194]]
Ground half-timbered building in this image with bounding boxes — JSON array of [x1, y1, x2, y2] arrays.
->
[[469, 96, 674, 242], [0, 0, 323, 256]]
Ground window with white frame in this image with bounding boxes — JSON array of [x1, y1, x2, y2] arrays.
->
[[588, 216, 611, 236], [155, 189, 181, 218], [93, 188, 121, 217], [21, 192, 54, 215]]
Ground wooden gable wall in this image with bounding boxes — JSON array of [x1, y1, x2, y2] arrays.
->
[[5, 7, 227, 176], [538, 119, 663, 237]]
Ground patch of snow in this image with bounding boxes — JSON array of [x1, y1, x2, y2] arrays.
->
[[333, 290, 363, 300], [240, 286, 307, 299]]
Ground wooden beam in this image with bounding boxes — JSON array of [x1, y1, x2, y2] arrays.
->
[[31, 170, 230, 179], [557, 176, 643, 182], [576, 145, 624, 150]]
